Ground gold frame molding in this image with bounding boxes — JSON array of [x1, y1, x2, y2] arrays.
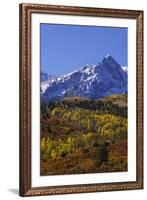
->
[[19, 3, 144, 197]]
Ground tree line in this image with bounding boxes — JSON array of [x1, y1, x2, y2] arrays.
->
[[41, 98, 127, 118]]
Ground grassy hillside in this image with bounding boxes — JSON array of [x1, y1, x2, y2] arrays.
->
[[100, 94, 127, 107], [40, 94, 128, 175]]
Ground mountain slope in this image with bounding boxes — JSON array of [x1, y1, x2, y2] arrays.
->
[[41, 55, 127, 102]]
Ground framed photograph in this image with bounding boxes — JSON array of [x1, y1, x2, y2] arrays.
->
[[19, 3, 144, 197]]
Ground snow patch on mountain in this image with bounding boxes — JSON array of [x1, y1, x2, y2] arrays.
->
[[121, 66, 128, 73]]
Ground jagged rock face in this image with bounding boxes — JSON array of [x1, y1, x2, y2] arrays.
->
[[40, 55, 127, 102]]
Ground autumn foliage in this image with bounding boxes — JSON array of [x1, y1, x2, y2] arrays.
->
[[40, 94, 128, 175]]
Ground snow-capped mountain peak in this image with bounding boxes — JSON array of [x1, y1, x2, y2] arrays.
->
[[105, 54, 111, 58], [102, 54, 120, 66], [41, 55, 128, 102]]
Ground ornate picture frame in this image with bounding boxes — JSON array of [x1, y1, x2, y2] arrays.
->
[[19, 3, 143, 197]]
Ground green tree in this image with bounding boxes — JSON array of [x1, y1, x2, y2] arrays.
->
[[94, 143, 108, 166]]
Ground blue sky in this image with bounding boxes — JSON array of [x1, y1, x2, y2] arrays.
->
[[40, 24, 128, 76]]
